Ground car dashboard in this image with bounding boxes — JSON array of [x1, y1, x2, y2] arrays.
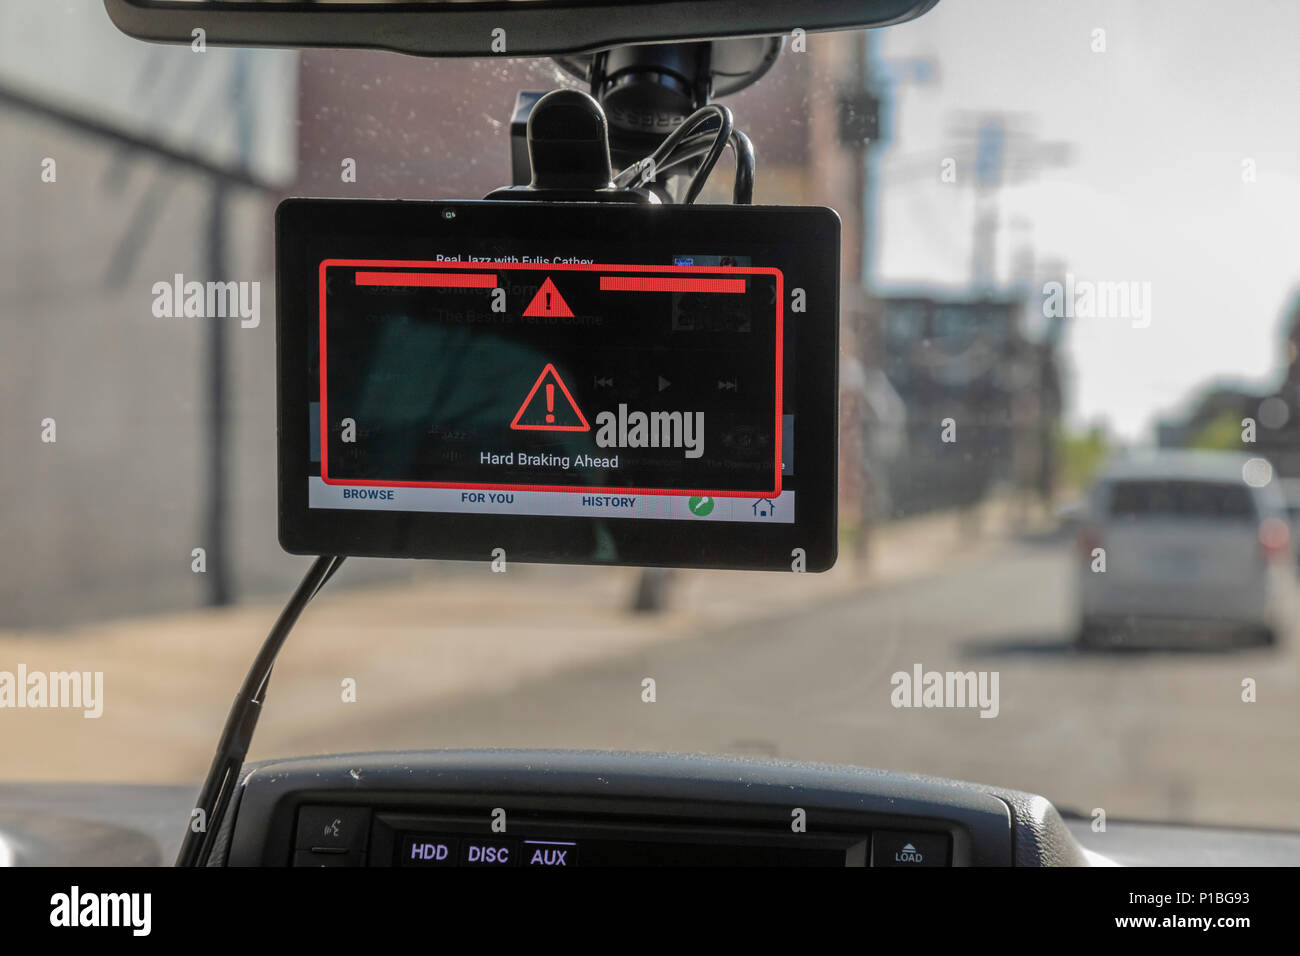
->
[[2, 750, 1297, 867]]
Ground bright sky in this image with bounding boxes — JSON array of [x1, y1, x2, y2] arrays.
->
[[876, 0, 1300, 441]]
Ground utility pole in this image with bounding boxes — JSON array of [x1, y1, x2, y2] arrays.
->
[[202, 50, 257, 607], [946, 112, 1072, 290]]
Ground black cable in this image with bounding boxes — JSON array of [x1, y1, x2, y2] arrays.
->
[[682, 109, 734, 204], [654, 129, 753, 204], [616, 105, 754, 205], [653, 131, 722, 174], [728, 129, 755, 204], [651, 105, 731, 184], [175, 553, 344, 866], [311, 553, 345, 599], [723, 129, 754, 204], [613, 104, 729, 192]]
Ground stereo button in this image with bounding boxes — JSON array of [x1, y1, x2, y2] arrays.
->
[[296, 806, 371, 853], [871, 831, 950, 867], [462, 838, 517, 867]]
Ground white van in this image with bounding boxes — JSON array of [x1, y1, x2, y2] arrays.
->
[[1076, 450, 1296, 647]]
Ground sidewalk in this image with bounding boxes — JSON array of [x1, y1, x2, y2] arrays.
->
[[0, 497, 1042, 784]]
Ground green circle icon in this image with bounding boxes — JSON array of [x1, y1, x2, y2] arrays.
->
[[688, 496, 715, 517]]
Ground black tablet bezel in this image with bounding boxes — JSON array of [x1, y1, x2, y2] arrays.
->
[[276, 198, 839, 572]]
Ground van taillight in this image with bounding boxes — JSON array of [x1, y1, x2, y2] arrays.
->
[[1259, 517, 1290, 562]]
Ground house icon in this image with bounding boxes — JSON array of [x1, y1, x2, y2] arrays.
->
[[752, 498, 776, 518]]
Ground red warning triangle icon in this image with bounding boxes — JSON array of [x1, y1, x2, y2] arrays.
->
[[509, 363, 590, 432], [522, 277, 574, 318]]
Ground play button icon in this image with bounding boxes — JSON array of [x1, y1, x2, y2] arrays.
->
[[658, 375, 671, 392]]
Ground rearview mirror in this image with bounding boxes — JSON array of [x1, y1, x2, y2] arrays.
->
[[104, 0, 941, 57]]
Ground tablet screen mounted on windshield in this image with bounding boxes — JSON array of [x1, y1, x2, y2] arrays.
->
[[276, 199, 839, 571]]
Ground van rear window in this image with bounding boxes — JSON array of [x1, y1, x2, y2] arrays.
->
[[1107, 480, 1256, 520]]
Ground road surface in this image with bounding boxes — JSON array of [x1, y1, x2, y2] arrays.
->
[[274, 531, 1300, 830]]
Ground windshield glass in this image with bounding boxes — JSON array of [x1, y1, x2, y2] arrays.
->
[[3, 0, 1298, 833]]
